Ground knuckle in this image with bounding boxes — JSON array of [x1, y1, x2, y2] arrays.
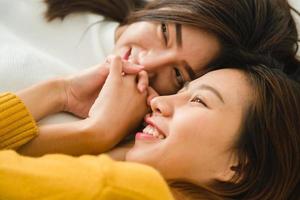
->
[[139, 70, 148, 78]]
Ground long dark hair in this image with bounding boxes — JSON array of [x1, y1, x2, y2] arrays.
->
[[231, 64, 300, 199], [44, 0, 300, 80], [169, 63, 300, 200], [44, 0, 147, 22], [44, 1, 300, 199]]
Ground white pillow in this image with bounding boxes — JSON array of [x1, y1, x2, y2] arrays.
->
[[289, 0, 300, 56]]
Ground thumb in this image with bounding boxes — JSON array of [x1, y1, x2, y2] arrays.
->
[[108, 56, 123, 77]]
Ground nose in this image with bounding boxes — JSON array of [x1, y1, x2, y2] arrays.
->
[[150, 95, 174, 117]]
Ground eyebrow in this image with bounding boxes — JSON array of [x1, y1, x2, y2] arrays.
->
[[175, 24, 182, 47], [198, 84, 225, 103], [175, 24, 196, 80]]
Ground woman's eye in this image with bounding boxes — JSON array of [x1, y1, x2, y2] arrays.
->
[[161, 23, 168, 45], [174, 67, 185, 87], [191, 96, 207, 107]]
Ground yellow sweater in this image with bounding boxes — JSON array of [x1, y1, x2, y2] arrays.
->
[[0, 151, 174, 200], [0, 93, 174, 200], [0, 92, 38, 149]]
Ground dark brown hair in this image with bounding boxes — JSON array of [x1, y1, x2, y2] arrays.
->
[[44, 0, 146, 23], [235, 63, 300, 199], [170, 62, 300, 200], [44, 0, 300, 81], [44, 1, 300, 199]]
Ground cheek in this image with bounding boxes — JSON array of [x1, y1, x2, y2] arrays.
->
[[166, 114, 216, 163], [168, 110, 219, 151], [116, 22, 158, 48], [169, 110, 204, 135]]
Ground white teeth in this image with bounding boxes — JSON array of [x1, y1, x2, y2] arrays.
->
[[142, 125, 166, 139]]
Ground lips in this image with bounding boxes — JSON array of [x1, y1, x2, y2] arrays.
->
[[123, 47, 132, 60], [142, 124, 166, 139], [144, 117, 167, 139]]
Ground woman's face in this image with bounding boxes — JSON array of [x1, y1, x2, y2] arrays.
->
[[126, 69, 253, 184], [114, 21, 220, 95]]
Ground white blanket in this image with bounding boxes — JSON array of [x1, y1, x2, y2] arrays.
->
[[0, 0, 118, 123], [0, 0, 299, 124]]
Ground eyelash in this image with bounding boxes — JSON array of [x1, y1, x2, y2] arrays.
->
[[191, 96, 207, 107], [174, 67, 185, 87], [161, 22, 168, 46]]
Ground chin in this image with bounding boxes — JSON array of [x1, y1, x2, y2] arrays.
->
[[125, 148, 152, 165], [125, 147, 142, 162]]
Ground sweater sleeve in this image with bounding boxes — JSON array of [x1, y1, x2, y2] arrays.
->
[[0, 150, 174, 200], [0, 92, 38, 149]]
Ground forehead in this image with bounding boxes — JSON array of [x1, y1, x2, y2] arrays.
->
[[189, 69, 253, 105], [180, 25, 220, 75]]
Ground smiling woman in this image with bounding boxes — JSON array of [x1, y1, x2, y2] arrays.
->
[[1, 0, 299, 125], [125, 64, 300, 199], [1, 61, 299, 200], [127, 68, 253, 183], [0, 0, 300, 199], [114, 21, 220, 94], [45, 0, 300, 84]]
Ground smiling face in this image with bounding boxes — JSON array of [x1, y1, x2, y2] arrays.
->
[[125, 69, 253, 185], [114, 21, 220, 95]]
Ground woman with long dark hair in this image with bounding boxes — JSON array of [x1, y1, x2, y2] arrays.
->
[[0, 1, 299, 199], [0, 59, 299, 199], [44, 0, 300, 78], [1, 0, 299, 143], [1, 0, 299, 95]]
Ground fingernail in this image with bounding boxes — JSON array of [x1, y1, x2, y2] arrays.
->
[[139, 85, 146, 93]]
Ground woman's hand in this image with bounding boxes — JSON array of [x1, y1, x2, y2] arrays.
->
[[85, 56, 149, 153], [62, 56, 144, 118], [18, 56, 150, 156]]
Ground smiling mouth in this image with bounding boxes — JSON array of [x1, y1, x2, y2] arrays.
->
[[123, 48, 132, 60], [142, 124, 166, 140]]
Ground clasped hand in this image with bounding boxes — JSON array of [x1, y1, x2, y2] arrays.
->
[[18, 57, 158, 156], [62, 55, 151, 153], [63, 55, 148, 118]]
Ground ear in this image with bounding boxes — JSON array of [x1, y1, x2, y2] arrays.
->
[[216, 153, 239, 182]]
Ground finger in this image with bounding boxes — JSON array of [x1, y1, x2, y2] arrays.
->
[[105, 55, 115, 64], [147, 87, 159, 106], [123, 61, 144, 74], [93, 63, 109, 79], [109, 55, 123, 78], [106, 55, 144, 74], [137, 70, 149, 93]]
